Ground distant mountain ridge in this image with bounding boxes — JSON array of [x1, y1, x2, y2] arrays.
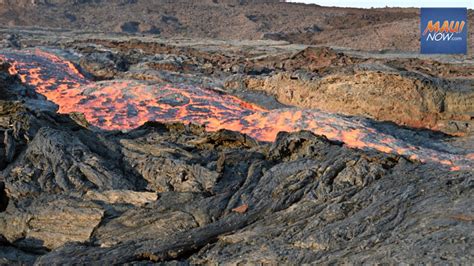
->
[[0, 0, 472, 53]]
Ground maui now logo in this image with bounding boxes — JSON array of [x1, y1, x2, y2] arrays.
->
[[420, 8, 468, 54], [423, 20, 466, 41]]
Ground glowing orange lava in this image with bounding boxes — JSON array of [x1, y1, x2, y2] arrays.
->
[[0, 49, 472, 171], [73, 80, 264, 130]]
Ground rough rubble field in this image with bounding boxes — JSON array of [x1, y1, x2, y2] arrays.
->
[[0, 24, 473, 264]]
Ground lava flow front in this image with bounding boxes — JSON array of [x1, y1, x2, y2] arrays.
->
[[0, 49, 472, 170]]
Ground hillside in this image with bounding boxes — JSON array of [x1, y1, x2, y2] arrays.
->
[[2, 0, 472, 53]]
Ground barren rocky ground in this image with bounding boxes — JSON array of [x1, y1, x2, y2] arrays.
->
[[0, 1, 473, 265], [1, 0, 473, 54]]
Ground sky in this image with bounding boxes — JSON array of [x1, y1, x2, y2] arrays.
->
[[287, 0, 474, 9]]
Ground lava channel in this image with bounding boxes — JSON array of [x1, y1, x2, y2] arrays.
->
[[0, 49, 472, 171]]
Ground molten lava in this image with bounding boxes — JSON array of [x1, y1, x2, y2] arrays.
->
[[0, 49, 472, 170], [76, 81, 264, 130]]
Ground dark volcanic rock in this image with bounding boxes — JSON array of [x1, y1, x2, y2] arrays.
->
[[0, 234, 37, 264], [0, 183, 7, 212], [0, 194, 104, 251], [0, 45, 472, 264], [79, 51, 129, 80], [3, 127, 143, 199], [120, 21, 140, 33], [0, 95, 471, 264], [241, 47, 474, 136]]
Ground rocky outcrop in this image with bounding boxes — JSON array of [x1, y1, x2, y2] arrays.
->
[[0, 72, 471, 264], [0, 34, 472, 264], [79, 51, 129, 80], [229, 47, 474, 136], [0, 195, 104, 251], [241, 71, 474, 135]]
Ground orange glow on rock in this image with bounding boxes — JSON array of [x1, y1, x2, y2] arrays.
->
[[1, 49, 472, 171]]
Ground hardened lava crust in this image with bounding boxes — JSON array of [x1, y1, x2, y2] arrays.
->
[[0, 25, 473, 264]]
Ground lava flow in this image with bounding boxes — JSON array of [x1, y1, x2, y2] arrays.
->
[[0, 49, 472, 170]]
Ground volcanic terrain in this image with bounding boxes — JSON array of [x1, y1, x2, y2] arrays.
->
[[1, 0, 473, 54], [0, 2, 473, 264]]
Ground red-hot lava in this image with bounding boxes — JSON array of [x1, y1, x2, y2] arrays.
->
[[0, 49, 472, 170]]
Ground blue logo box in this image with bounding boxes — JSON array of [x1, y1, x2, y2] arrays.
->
[[420, 8, 468, 54]]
